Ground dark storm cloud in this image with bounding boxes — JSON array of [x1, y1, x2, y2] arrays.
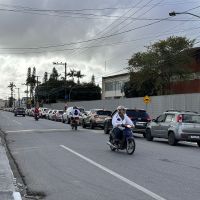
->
[[0, 0, 199, 98]]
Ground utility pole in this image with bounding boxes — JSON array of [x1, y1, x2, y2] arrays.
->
[[17, 88, 20, 107]]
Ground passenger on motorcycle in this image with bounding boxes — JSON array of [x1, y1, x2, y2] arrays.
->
[[112, 106, 134, 143], [70, 106, 80, 124], [34, 106, 40, 119], [34, 106, 39, 115]]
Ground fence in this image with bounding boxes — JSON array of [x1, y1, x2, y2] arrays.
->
[[44, 93, 200, 118]]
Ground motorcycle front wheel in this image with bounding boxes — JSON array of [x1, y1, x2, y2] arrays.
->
[[126, 138, 135, 155], [109, 136, 116, 151]]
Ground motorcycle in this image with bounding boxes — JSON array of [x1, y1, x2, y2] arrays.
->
[[107, 124, 136, 155], [71, 117, 79, 130], [34, 113, 39, 121]]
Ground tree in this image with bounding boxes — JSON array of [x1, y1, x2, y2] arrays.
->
[[127, 36, 194, 96], [75, 70, 85, 84], [8, 82, 16, 107], [26, 67, 32, 98], [49, 67, 59, 81], [91, 74, 95, 85], [67, 69, 76, 82], [43, 72, 48, 83], [30, 67, 36, 99]]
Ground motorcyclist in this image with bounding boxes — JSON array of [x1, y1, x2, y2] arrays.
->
[[34, 106, 40, 119], [112, 106, 134, 143], [70, 106, 80, 128]]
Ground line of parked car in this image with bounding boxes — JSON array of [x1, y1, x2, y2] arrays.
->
[[3, 106, 200, 147]]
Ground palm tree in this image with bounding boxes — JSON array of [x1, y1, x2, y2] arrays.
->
[[67, 69, 76, 82], [8, 82, 16, 107], [75, 70, 85, 84]]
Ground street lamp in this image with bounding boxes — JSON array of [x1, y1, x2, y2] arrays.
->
[[53, 62, 67, 81], [22, 83, 29, 108], [169, 11, 200, 19]]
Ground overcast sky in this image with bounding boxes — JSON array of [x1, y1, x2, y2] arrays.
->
[[0, 0, 200, 99]]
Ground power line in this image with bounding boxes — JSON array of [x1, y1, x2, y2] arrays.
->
[[68, 0, 154, 58]]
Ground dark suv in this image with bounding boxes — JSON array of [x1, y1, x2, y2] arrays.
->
[[104, 109, 150, 137], [14, 107, 25, 117]]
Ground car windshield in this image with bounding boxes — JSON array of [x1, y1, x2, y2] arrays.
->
[[182, 114, 200, 124], [59, 111, 63, 114], [126, 110, 149, 118], [78, 108, 84, 113], [97, 110, 112, 116], [17, 108, 24, 111]]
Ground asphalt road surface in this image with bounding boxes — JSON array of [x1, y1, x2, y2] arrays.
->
[[0, 111, 200, 200]]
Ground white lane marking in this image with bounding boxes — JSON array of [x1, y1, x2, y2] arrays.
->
[[60, 145, 166, 200], [13, 192, 22, 200], [12, 120, 22, 125], [6, 128, 68, 133]]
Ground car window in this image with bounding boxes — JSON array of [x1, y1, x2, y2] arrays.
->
[[182, 114, 200, 123], [78, 108, 84, 113], [156, 114, 166, 122], [126, 110, 149, 119], [165, 114, 175, 122], [96, 110, 112, 116], [59, 111, 63, 114]]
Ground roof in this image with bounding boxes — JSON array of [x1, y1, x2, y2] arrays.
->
[[102, 72, 129, 80]]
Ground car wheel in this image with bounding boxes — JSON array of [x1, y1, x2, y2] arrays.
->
[[168, 132, 177, 146], [90, 121, 94, 129], [143, 132, 146, 138], [197, 141, 200, 147], [104, 125, 110, 134], [146, 129, 153, 141]]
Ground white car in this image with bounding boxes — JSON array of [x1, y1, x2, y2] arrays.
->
[[49, 110, 57, 120], [40, 108, 49, 118]]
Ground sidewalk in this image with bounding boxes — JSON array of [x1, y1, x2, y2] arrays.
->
[[0, 138, 22, 200]]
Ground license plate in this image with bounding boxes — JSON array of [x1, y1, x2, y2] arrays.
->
[[190, 136, 200, 139], [136, 123, 144, 126]]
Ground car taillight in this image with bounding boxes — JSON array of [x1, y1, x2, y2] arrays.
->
[[177, 114, 183, 122], [147, 117, 151, 122]]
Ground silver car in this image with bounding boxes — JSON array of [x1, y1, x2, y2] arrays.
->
[[146, 110, 200, 147]]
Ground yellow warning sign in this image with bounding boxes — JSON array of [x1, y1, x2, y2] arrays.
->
[[143, 95, 151, 104]]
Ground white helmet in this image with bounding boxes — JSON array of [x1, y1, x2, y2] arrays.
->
[[117, 105, 126, 110]]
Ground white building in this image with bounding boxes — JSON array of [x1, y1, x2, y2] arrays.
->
[[102, 73, 129, 99]]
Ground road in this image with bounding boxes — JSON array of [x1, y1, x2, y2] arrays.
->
[[0, 110, 200, 200]]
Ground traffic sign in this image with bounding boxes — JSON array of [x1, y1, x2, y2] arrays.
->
[[143, 95, 151, 104]]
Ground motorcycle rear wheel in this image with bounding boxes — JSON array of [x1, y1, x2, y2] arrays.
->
[[126, 139, 135, 155]]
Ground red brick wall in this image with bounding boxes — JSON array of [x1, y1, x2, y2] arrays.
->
[[170, 79, 200, 94]]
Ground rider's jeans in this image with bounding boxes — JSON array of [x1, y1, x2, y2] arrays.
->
[[113, 127, 132, 141]]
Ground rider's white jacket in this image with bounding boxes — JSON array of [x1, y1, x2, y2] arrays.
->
[[71, 109, 80, 118], [112, 113, 134, 128]]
